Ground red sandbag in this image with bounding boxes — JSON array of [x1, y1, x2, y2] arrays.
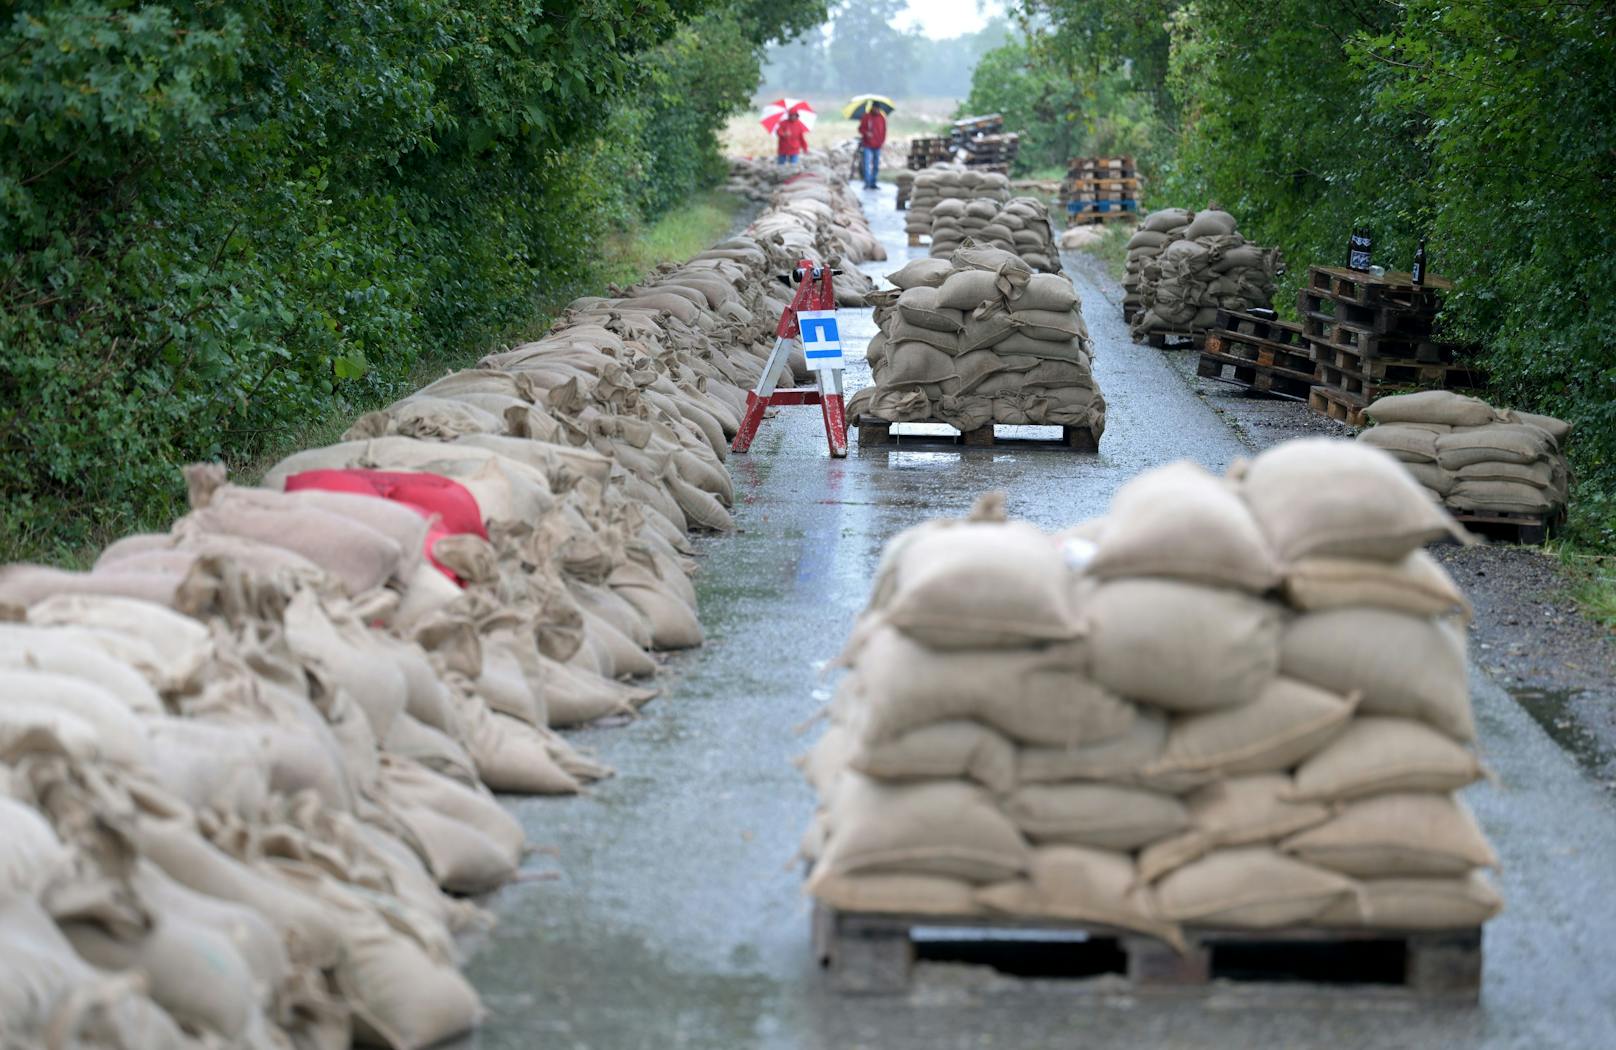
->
[[285, 469, 487, 583], [285, 469, 487, 538]]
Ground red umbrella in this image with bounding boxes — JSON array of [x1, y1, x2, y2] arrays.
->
[[760, 98, 818, 134]]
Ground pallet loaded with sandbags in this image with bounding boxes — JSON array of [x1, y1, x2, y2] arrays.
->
[[849, 244, 1106, 444], [801, 438, 1501, 985], [1358, 390, 1572, 541], [1124, 208, 1281, 343], [0, 151, 883, 1047]]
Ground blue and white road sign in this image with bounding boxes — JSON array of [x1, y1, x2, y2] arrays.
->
[[797, 309, 844, 372]]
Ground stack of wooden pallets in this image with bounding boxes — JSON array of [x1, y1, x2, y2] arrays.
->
[[1299, 267, 1480, 425], [906, 136, 952, 170], [1197, 312, 1315, 400], [1060, 156, 1141, 226]]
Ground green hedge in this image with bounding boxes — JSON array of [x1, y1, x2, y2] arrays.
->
[[0, 0, 823, 557], [1006, 0, 1616, 543]]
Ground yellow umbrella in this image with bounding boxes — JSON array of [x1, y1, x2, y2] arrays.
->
[[842, 95, 896, 119]]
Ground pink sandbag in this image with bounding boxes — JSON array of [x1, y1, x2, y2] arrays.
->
[[285, 469, 486, 582]]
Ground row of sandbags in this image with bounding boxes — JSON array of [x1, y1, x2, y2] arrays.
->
[[802, 439, 1503, 940], [1125, 208, 1281, 338], [731, 152, 883, 309], [849, 244, 1106, 440], [0, 154, 880, 1048], [1358, 391, 1573, 519], [905, 167, 1010, 241], [929, 196, 1063, 274]]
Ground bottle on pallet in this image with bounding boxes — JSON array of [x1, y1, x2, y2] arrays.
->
[[1411, 237, 1428, 288], [1347, 227, 1373, 272]]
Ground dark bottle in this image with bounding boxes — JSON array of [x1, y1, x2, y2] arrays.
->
[[1347, 227, 1373, 272], [1411, 237, 1427, 287]]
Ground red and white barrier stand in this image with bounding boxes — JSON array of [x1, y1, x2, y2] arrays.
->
[[730, 259, 848, 458]]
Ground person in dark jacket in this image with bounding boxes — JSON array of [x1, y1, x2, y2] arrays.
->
[[858, 108, 887, 188]]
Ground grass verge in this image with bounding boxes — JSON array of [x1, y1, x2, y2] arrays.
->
[[8, 188, 748, 569]]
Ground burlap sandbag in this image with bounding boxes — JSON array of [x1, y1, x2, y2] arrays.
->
[[1366, 390, 1500, 428], [0, 671, 152, 768], [873, 520, 1082, 648], [886, 257, 954, 290], [1402, 461, 1456, 496], [807, 870, 980, 916], [817, 773, 1030, 883], [886, 315, 962, 353], [1005, 308, 1084, 342], [936, 269, 1008, 310], [1148, 677, 1357, 778], [1507, 409, 1572, 444], [1315, 872, 1502, 929], [976, 846, 1182, 944], [1086, 579, 1280, 713], [1435, 424, 1554, 469], [957, 309, 1022, 352], [1280, 608, 1473, 740], [1004, 783, 1189, 851], [0, 797, 68, 898], [1281, 792, 1496, 878], [1009, 273, 1079, 313], [1455, 460, 1554, 488], [895, 286, 967, 333], [1014, 706, 1178, 785], [1089, 461, 1279, 592], [0, 626, 164, 715], [1240, 438, 1465, 561], [1282, 550, 1470, 618], [1142, 208, 1192, 233], [882, 342, 959, 386], [1136, 775, 1332, 883], [1448, 479, 1556, 514], [848, 720, 1017, 795], [1358, 424, 1441, 463], [1151, 847, 1359, 928], [1287, 716, 1486, 802], [949, 243, 1033, 296], [841, 627, 1131, 746]]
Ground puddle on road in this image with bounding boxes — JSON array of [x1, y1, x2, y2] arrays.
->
[[1510, 685, 1616, 790]]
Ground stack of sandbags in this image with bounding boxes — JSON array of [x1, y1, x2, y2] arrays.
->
[[894, 169, 916, 209], [904, 167, 1007, 245], [930, 196, 1059, 274], [1359, 391, 1573, 520], [848, 243, 1105, 440], [1125, 208, 1281, 337], [802, 440, 1502, 940], [0, 149, 890, 1048]]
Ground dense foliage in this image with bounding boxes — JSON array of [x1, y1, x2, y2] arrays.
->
[[762, 5, 1010, 99], [0, 0, 824, 555], [989, 0, 1616, 540]]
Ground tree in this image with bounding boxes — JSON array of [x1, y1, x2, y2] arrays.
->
[[828, 0, 914, 97]]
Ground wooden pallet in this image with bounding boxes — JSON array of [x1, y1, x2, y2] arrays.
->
[[1450, 509, 1561, 545], [1308, 265, 1451, 311], [1301, 314, 1447, 362], [855, 417, 1098, 451], [1197, 352, 1313, 400], [1206, 328, 1315, 376], [1299, 292, 1436, 338], [1311, 342, 1484, 388], [1212, 310, 1307, 348], [1309, 384, 1368, 426], [813, 905, 1482, 1001]]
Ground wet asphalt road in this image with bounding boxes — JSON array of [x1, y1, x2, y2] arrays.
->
[[456, 186, 1616, 1049]]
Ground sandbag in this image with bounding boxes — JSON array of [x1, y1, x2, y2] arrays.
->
[[1086, 579, 1280, 713], [848, 720, 1017, 795], [1149, 677, 1357, 777], [1315, 872, 1503, 929], [1280, 792, 1497, 877], [806, 871, 979, 917], [1280, 608, 1473, 740], [1089, 461, 1279, 592], [1137, 775, 1333, 882], [1004, 783, 1189, 851], [976, 846, 1181, 943], [841, 627, 1131, 747], [1366, 391, 1500, 428], [1288, 717, 1486, 802], [1241, 439, 1464, 561], [1282, 551, 1470, 618], [1151, 847, 1358, 928], [817, 773, 1029, 883]]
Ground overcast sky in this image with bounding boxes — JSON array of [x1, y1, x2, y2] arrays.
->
[[894, 0, 1004, 39]]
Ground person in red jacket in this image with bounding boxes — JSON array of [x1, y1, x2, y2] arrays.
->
[[776, 111, 807, 166], [858, 108, 887, 189]]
